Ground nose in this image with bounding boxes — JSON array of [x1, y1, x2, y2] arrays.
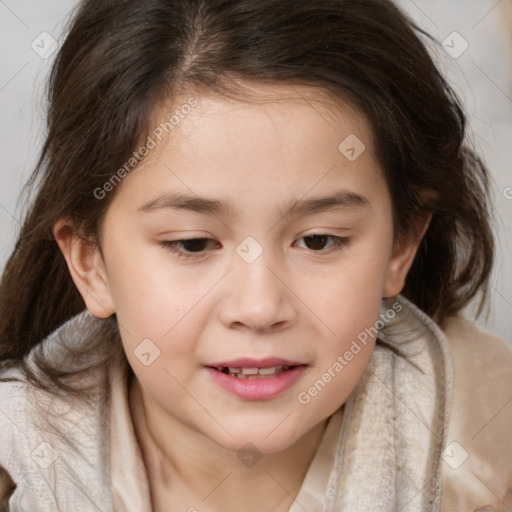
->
[[217, 246, 298, 334]]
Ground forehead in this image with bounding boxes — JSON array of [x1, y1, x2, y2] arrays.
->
[[108, 82, 385, 218], [156, 81, 372, 142]]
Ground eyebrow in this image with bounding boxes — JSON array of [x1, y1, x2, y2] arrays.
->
[[137, 190, 370, 218]]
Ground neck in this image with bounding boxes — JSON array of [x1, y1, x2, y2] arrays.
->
[[129, 375, 335, 512]]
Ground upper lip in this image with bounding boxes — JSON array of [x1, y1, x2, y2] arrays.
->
[[207, 357, 305, 368]]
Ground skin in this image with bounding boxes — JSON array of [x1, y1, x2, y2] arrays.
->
[[54, 83, 430, 511]]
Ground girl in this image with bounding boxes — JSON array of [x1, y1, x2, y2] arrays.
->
[[0, 0, 511, 511]]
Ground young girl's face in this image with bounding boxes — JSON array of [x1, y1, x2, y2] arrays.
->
[[85, 83, 421, 453]]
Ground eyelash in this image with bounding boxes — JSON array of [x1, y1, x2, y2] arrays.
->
[[160, 234, 350, 259]]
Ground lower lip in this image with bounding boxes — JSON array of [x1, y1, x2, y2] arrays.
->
[[205, 366, 307, 401]]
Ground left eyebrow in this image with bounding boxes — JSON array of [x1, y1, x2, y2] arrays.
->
[[137, 190, 370, 218], [282, 190, 370, 219]]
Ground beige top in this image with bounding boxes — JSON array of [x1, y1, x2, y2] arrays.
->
[[1, 294, 511, 511], [108, 316, 512, 512], [438, 316, 512, 510]]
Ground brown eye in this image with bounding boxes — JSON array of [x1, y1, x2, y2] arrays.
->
[[160, 238, 220, 257], [303, 234, 329, 250], [296, 234, 350, 252]]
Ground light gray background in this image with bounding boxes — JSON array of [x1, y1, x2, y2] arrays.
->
[[1, 1, 511, 342]]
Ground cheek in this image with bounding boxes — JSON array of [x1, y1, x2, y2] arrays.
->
[[107, 264, 206, 383], [121, 314, 203, 414], [297, 299, 379, 412], [313, 254, 388, 334], [302, 261, 384, 404], [104, 241, 200, 333], [296, 334, 375, 416]]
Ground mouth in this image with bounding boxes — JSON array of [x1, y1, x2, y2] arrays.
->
[[211, 365, 300, 379], [205, 362, 308, 400]]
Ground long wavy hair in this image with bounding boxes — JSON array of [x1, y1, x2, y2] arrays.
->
[[0, 0, 495, 399]]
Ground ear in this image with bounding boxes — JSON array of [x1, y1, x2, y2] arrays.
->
[[53, 217, 115, 318], [383, 213, 432, 298]]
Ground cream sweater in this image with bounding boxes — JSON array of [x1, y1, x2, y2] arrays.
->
[[0, 294, 511, 511]]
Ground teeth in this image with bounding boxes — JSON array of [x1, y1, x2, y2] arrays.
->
[[241, 368, 259, 375], [218, 365, 295, 378], [258, 366, 280, 375]]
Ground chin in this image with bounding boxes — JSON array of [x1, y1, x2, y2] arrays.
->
[[210, 423, 306, 456]]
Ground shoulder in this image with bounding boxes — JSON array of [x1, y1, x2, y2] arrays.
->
[[0, 374, 22, 505], [0, 373, 30, 508], [0, 311, 116, 509], [442, 314, 512, 362], [0, 463, 16, 510], [439, 316, 512, 511], [441, 315, 512, 395]]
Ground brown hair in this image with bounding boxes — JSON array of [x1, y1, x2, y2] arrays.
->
[[0, 0, 495, 397]]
